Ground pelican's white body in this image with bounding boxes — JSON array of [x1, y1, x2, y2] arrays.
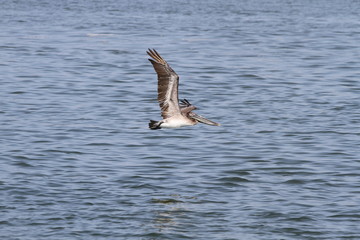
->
[[160, 115, 197, 128]]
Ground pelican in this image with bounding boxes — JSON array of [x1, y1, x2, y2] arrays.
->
[[147, 49, 220, 130]]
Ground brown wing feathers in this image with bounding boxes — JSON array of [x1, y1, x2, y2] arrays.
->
[[147, 49, 180, 119], [147, 49, 166, 65]]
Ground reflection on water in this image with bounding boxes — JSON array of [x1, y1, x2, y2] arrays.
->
[[151, 196, 186, 233]]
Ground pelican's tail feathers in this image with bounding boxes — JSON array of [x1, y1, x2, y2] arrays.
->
[[149, 120, 162, 130]]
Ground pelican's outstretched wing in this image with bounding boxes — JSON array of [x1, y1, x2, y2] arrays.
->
[[147, 49, 181, 119], [179, 99, 191, 108], [180, 99, 196, 114]]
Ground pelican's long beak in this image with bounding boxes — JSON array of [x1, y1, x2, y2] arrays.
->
[[189, 112, 220, 126]]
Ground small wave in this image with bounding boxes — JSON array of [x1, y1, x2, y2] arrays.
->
[[86, 33, 114, 37]]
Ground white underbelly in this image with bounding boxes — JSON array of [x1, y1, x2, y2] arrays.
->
[[161, 117, 196, 128]]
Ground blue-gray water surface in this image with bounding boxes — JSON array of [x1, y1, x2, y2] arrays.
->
[[1, 0, 360, 239]]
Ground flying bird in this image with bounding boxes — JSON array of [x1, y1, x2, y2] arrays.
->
[[147, 49, 220, 130]]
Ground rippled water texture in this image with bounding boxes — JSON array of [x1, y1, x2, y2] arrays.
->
[[1, 0, 360, 239]]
